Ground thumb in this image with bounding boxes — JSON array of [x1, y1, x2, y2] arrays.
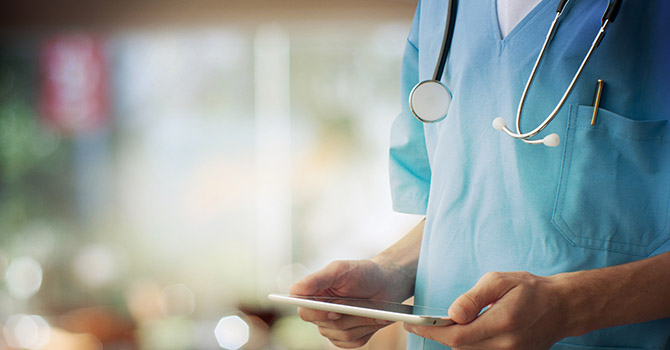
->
[[448, 272, 513, 324], [289, 271, 328, 296], [289, 261, 348, 296]]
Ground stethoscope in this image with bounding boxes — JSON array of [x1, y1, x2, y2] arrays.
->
[[408, 0, 623, 147]]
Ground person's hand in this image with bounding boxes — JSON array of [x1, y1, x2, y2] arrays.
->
[[289, 259, 414, 348], [404, 271, 572, 350]]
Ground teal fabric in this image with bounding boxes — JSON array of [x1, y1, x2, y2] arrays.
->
[[389, 0, 670, 349]]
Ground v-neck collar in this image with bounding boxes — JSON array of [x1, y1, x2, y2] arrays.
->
[[490, 0, 555, 44]]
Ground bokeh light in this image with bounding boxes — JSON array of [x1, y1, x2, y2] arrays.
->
[[3, 314, 51, 350], [5, 257, 43, 299], [193, 320, 222, 350], [214, 315, 249, 350]]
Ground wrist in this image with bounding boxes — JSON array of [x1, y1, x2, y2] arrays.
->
[[371, 253, 415, 279], [369, 218, 424, 298], [369, 254, 416, 302], [549, 271, 607, 338]]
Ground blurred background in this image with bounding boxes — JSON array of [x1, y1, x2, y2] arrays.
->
[[0, 0, 421, 349]]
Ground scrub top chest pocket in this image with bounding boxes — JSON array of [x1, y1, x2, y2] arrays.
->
[[552, 105, 670, 256]]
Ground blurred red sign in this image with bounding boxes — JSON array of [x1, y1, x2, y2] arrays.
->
[[40, 34, 108, 134]]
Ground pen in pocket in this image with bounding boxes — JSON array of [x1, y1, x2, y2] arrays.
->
[[591, 79, 604, 126]]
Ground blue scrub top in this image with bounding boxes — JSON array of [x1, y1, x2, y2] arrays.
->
[[389, 0, 670, 349]]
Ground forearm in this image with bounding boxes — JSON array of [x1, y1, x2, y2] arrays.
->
[[556, 251, 670, 337], [371, 218, 424, 286]]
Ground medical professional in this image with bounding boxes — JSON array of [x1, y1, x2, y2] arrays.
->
[[291, 0, 670, 349]]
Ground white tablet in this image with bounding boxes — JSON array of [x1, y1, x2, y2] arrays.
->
[[268, 293, 454, 326]]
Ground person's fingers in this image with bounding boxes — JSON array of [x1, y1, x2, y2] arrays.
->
[[318, 324, 385, 348], [404, 323, 483, 348], [289, 270, 331, 296], [404, 311, 503, 347], [449, 332, 516, 350], [330, 332, 376, 349], [404, 281, 528, 347], [289, 260, 355, 296], [315, 315, 393, 330], [297, 307, 341, 323], [448, 272, 514, 324]]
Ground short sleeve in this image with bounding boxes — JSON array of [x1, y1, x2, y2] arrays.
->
[[389, 2, 432, 215]]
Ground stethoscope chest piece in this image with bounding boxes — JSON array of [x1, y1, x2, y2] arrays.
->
[[409, 80, 452, 123]]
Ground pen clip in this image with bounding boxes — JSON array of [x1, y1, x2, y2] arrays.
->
[[591, 79, 605, 126]]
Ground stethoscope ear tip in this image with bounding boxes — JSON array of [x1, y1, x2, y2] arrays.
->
[[542, 133, 560, 147], [492, 117, 560, 147], [492, 117, 506, 131]]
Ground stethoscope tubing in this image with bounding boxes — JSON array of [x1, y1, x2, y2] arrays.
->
[[411, 0, 623, 147], [432, 0, 458, 82], [500, 0, 622, 145], [503, 17, 612, 144]]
